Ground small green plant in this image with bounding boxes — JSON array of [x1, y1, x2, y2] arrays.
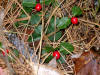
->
[[42, 42, 74, 63], [15, 2, 82, 64]]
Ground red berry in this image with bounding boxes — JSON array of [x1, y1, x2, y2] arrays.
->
[[2, 49, 9, 56], [53, 51, 60, 60], [2, 51, 5, 56], [35, 3, 42, 11], [71, 17, 78, 24], [6, 49, 9, 54]]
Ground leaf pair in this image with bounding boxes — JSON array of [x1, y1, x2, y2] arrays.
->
[[72, 6, 82, 17], [23, 0, 52, 8], [57, 17, 71, 30], [57, 6, 82, 30], [43, 42, 74, 63]]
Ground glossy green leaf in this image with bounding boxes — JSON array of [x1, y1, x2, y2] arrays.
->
[[0, 42, 2, 48], [28, 25, 41, 42], [23, 7, 33, 13], [13, 49, 19, 57], [42, 49, 47, 55], [32, 33, 41, 41], [46, 17, 61, 41], [28, 36, 33, 42], [57, 17, 71, 29], [32, 25, 42, 41], [50, 16, 59, 27], [28, 32, 41, 42], [72, 6, 82, 16], [44, 54, 53, 63], [19, 14, 28, 23], [23, 0, 52, 8], [59, 42, 74, 55], [15, 22, 19, 27], [23, 0, 35, 8], [43, 45, 55, 53], [30, 14, 41, 25], [49, 31, 62, 41], [34, 25, 42, 34], [57, 55, 66, 64], [46, 16, 59, 34]]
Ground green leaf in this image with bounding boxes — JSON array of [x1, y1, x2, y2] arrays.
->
[[30, 14, 41, 25], [23, 0, 35, 8], [8, 56, 15, 63], [0, 42, 2, 48], [72, 6, 82, 16], [28, 25, 42, 42], [54, 46, 60, 51], [32, 33, 41, 41], [28, 33, 41, 42], [34, 25, 42, 34], [19, 14, 28, 23], [46, 17, 62, 41], [23, 7, 33, 13], [44, 54, 53, 63], [32, 25, 42, 41], [28, 36, 33, 42], [46, 16, 59, 34], [23, 0, 52, 8], [43, 45, 55, 53], [15, 22, 19, 27], [46, 19, 55, 34], [42, 49, 47, 55], [50, 16, 59, 26], [59, 42, 74, 55], [20, 14, 27, 18], [57, 17, 71, 29], [13, 49, 19, 57], [49, 31, 62, 41], [57, 55, 66, 64]]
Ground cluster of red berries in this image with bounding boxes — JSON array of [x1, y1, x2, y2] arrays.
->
[[2, 49, 9, 56]]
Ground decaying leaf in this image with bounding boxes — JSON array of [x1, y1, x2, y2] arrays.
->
[[72, 46, 100, 75]]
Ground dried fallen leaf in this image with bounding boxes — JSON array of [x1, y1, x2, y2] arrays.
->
[[72, 46, 100, 75]]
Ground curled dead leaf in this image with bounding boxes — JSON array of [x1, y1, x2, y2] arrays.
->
[[72, 46, 100, 75]]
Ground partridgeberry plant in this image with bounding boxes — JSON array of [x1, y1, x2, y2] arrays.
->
[[16, 0, 82, 64], [41, 6, 82, 63]]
